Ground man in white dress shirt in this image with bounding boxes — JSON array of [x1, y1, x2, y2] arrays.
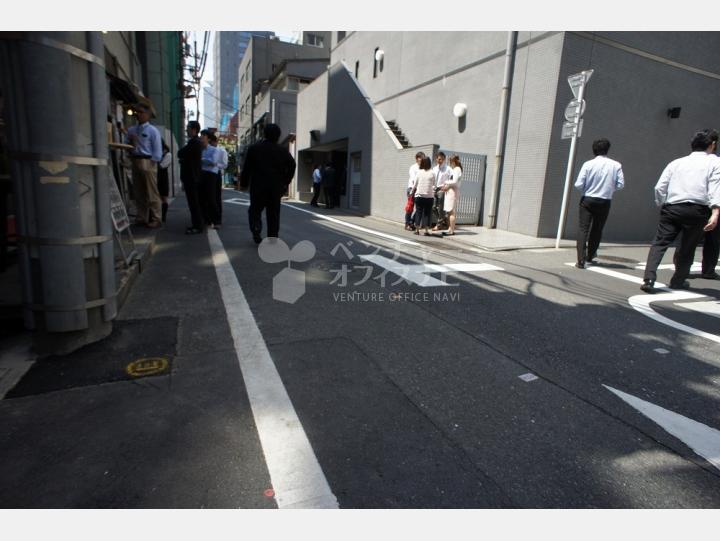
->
[[573, 138, 625, 268], [641, 131, 720, 293]]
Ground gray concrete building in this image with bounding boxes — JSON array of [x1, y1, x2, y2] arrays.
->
[[237, 33, 331, 147], [296, 31, 720, 242]]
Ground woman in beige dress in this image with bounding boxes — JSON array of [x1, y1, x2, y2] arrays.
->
[[442, 155, 462, 236]]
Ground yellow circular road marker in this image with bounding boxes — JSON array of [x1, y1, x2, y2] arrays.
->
[[126, 357, 169, 378]]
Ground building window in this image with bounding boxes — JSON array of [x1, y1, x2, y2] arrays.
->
[[337, 31, 346, 43], [287, 78, 299, 91], [306, 33, 324, 48], [355, 60, 359, 79]]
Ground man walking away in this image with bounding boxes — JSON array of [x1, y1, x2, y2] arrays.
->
[[126, 102, 162, 228], [701, 129, 720, 280], [310, 163, 323, 207], [239, 123, 296, 244], [210, 133, 228, 228], [641, 131, 720, 293], [177, 120, 204, 234], [322, 162, 337, 209], [199, 130, 221, 229], [574, 138, 625, 268]]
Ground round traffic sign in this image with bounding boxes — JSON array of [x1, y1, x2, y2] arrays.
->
[[564, 99, 586, 122]]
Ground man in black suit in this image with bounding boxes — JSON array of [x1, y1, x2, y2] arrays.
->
[[322, 162, 337, 209], [176, 120, 204, 234], [239, 124, 296, 244]]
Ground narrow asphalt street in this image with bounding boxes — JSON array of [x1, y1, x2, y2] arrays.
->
[[1, 189, 719, 508]]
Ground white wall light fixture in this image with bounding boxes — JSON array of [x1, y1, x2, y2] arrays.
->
[[453, 103, 467, 118], [374, 49, 384, 62]]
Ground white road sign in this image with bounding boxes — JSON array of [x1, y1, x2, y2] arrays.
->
[[564, 99, 586, 122], [568, 69, 594, 99], [561, 120, 583, 140]]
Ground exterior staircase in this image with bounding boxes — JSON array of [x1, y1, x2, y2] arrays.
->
[[385, 120, 411, 149]]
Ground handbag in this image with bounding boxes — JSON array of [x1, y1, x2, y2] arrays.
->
[[404, 195, 415, 213]]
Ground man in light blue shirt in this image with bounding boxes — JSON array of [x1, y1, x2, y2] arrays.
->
[[573, 138, 625, 268], [125, 102, 163, 227]]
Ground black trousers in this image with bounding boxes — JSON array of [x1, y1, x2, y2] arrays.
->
[[577, 196, 612, 264], [323, 184, 336, 208], [199, 171, 221, 226], [702, 225, 720, 274], [215, 172, 223, 225], [310, 183, 322, 205], [643, 203, 710, 284], [249, 189, 283, 238], [414, 197, 434, 228], [181, 177, 203, 230]]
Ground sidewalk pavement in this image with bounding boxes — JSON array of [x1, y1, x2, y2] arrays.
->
[[0, 194, 275, 508]]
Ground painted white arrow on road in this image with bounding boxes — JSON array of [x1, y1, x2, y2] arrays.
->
[[605, 385, 720, 472], [360, 254, 503, 287]]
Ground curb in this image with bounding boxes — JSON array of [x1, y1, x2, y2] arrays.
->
[[115, 229, 159, 312]]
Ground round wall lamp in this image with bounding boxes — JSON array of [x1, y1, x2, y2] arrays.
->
[[375, 49, 385, 62], [453, 103, 467, 118]]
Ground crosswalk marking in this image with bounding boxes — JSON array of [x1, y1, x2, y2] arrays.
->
[[360, 254, 503, 287]]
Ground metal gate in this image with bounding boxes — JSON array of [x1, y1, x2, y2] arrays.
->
[[438, 149, 486, 225]]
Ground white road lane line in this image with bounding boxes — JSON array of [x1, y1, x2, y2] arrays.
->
[[283, 203, 422, 246], [605, 385, 720, 472], [207, 229, 338, 509]]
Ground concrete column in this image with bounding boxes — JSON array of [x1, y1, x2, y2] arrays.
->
[[0, 31, 116, 354]]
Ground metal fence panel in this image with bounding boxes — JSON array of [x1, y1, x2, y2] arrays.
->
[[439, 149, 486, 225]]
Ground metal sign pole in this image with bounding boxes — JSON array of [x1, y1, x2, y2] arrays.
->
[[555, 80, 587, 249]]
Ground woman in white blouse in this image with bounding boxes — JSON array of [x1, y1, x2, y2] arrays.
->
[[441, 155, 462, 236], [411, 157, 436, 236]]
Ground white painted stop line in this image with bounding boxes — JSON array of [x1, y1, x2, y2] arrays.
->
[[360, 254, 503, 287], [605, 385, 720, 473]]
